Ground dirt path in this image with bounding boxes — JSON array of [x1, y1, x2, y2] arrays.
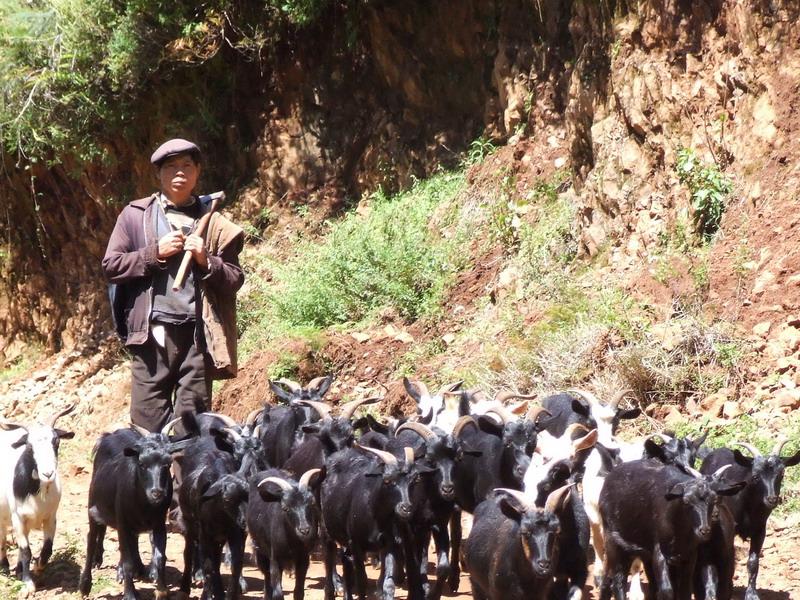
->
[[2, 429, 797, 600]]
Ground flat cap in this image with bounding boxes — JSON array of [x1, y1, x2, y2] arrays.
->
[[150, 138, 201, 166]]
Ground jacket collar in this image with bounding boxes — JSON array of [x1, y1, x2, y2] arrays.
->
[[129, 193, 159, 209]]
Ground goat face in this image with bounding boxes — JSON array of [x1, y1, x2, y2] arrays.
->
[[258, 483, 318, 542], [425, 436, 458, 501], [665, 476, 745, 542], [644, 432, 707, 470], [203, 474, 250, 529], [124, 440, 173, 506], [15, 424, 74, 484], [367, 460, 433, 521], [733, 451, 800, 509], [497, 495, 561, 577]]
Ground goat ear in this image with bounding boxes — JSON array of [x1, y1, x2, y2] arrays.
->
[[403, 377, 424, 403], [571, 399, 591, 417], [713, 480, 747, 496], [477, 415, 503, 436], [364, 469, 384, 478], [257, 481, 286, 502], [617, 408, 641, 420], [457, 392, 471, 417], [11, 434, 28, 449], [534, 413, 558, 432], [665, 482, 686, 500], [497, 495, 526, 522], [201, 481, 224, 502], [167, 439, 192, 454], [643, 438, 666, 461], [366, 414, 390, 435], [782, 450, 800, 467], [310, 375, 333, 398], [55, 429, 75, 440], [417, 409, 433, 425], [732, 449, 754, 468], [269, 380, 295, 403], [460, 443, 483, 457], [351, 417, 369, 431], [123, 445, 140, 457], [301, 423, 321, 434]]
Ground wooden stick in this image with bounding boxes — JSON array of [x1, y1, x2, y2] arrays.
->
[[172, 191, 225, 291]]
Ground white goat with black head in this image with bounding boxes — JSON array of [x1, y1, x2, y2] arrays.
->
[[0, 404, 74, 596]]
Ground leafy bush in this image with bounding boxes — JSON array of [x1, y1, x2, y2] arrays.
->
[[675, 148, 733, 240]]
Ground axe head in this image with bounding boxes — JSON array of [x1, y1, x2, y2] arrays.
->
[[198, 190, 226, 209]]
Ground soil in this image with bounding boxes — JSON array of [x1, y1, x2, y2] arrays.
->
[[1, 351, 799, 600]]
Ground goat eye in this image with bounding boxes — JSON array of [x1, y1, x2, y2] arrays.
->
[[383, 478, 391, 485]]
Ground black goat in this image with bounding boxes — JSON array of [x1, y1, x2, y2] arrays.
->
[[79, 426, 188, 600], [177, 436, 250, 600], [247, 468, 322, 600], [258, 376, 332, 468], [643, 430, 708, 470], [599, 460, 744, 600], [694, 501, 737, 600], [700, 439, 800, 600], [463, 485, 572, 600], [319, 443, 433, 600]]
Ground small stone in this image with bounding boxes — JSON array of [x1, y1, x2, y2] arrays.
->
[[554, 157, 567, 169], [776, 357, 794, 374], [752, 271, 776, 295], [780, 374, 797, 389], [700, 392, 727, 417], [722, 401, 743, 419], [753, 321, 772, 337], [779, 328, 800, 352], [664, 406, 684, 427], [788, 315, 800, 328], [772, 389, 800, 409], [351, 332, 371, 343]]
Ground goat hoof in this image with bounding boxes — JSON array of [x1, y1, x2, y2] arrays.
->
[[31, 558, 44, 576], [18, 579, 36, 598], [744, 591, 760, 600], [78, 574, 92, 596], [154, 589, 169, 600], [239, 575, 248, 593]]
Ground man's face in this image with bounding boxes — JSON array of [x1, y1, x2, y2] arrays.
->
[[158, 154, 200, 205]]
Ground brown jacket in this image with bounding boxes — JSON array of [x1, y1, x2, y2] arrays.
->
[[102, 194, 244, 378]]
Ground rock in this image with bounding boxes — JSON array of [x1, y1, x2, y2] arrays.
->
[[787, 315, 800, 328], [765, 341, 787, 360], [772, 389, 800, 410], [779, 327, 800, 353], [442, 334, 456, 346], [780, 374, 796, 389], [752, 271, 776, 295], [722, 401, 743, 419], [776, 357, 795, 374], [753, 321, 772, 337], [351, 332, 371, 343], [700, 392, 727, 417], [664, 406, 684, 427]]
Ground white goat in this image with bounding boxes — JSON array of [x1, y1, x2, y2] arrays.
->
[[0, 405, 74, 596]]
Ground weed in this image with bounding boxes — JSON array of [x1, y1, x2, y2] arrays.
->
[[675, 148, 733, 240], [267, 349, 301, 380], [464, 136, 497, 166]]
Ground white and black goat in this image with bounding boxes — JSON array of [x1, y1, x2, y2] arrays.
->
[[0, 404, 74, 596]]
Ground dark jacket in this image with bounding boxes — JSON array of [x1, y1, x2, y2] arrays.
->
[[102, 194, 244, 378]]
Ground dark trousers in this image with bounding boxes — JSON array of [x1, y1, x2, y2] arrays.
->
[[130, 322, 211, 432]]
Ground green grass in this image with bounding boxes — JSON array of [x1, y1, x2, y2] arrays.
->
[[237, 171, 467, 359], [675, 414, 800, 515], [0, 343, 42, 383]]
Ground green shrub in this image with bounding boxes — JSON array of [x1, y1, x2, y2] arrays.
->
[[675, 148, 732, 240], [270, 172, 465, 328]]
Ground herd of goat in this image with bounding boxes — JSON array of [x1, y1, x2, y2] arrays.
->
[[0, 375, 798, 600]]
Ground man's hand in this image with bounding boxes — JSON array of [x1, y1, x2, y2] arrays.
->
[[157, 230, 186, 260], [183, 234, 208, 269]]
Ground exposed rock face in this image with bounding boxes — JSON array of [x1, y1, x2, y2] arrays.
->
[[3, 0, 800, 361]]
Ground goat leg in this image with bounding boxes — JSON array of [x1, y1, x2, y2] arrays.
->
[[12, 516, 35, 596], [294, 553, 309, 600], [745, 527, 766, 600], [225, 530, 245, 600], [79, 519, 101, 596], [448, 509, 462, 592], [151, 523, 168, 600]]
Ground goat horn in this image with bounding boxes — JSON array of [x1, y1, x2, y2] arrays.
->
[[772, 437, 791, 457], [0, 421, 25, 432], [296, 400, 333, 420], [43, 403, 75, 428], [307, 376, 329, 390], [573, 429, 598, 453], [129, 423, 151, 437], [545, 483, 574, 513], [406, 379, 431, 399], [339, 397, 381, 420], [253, 424, 261, 438], [257, 476, 293, 492], [495, 488, 535, 511], [565, 423, 591, 437], [526, 406, 552, 423], [222, 427, 242, 441], [495, 390, 538, 403], [486, 402, 516, 424], [354, 443, 398, 466], [275, 378, 302, 392], [610, 389, 634, 408], [566, 389, 602, 406], [453, 415, 477, 437], [436, 381, 463, 396], [244, 408, 265, 428], [396, 421, 436, 441], [299, 468, 322, 491], [686, 466, 704, 478], [404, 447, 415, 464], [732, 441, 762, 458], [201, 412, 239, 428], [712, 464, 733, 479], [161, 417, 183, 437]]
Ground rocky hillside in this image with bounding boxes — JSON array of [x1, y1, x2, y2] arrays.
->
[[3, 1, 800, 453]]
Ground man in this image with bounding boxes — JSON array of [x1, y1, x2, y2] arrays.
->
[[102, 138, 244, 432]]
